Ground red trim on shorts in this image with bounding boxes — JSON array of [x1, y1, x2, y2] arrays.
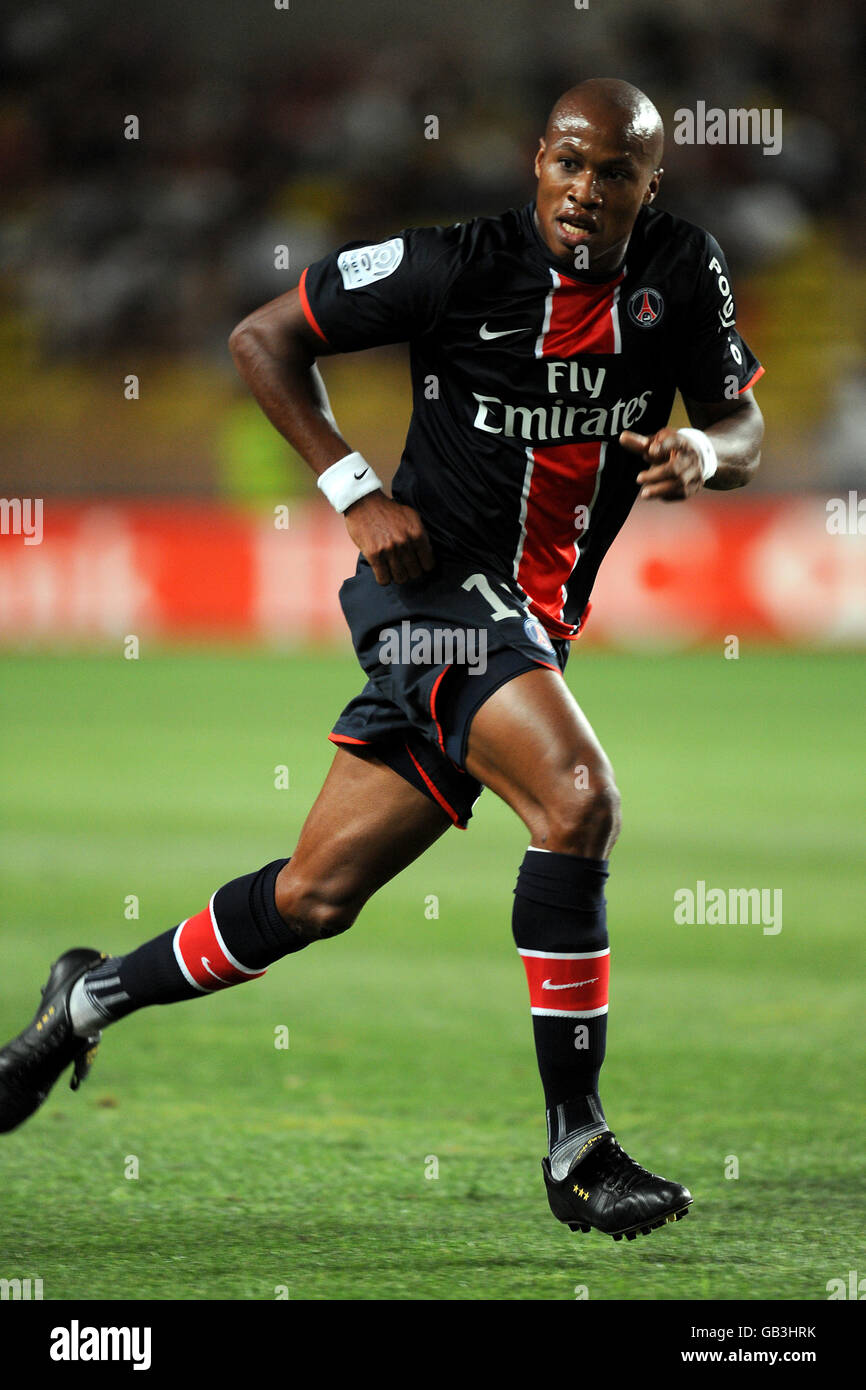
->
[[298, 267, 329, 343], [405, 743, 465, 829], [529, 659, 563, 674], [738, 364, 765, 394], [328, 732, 371, 746], [428, 665, 452, 756]]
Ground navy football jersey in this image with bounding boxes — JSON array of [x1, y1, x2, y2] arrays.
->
[[300, 201, 763, 640]]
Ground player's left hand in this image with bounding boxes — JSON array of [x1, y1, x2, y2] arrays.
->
[[618, 429, 705, 501]]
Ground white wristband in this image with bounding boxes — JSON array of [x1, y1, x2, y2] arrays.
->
[[675, 427, 718, 483], [316, 452, 383, 513]]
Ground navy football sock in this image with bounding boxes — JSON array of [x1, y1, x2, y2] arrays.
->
[[512, 848, 611, 1178], [72, 858, 303, 1030]]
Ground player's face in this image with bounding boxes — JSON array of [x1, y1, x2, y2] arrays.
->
[[534, 114, 662, 273]]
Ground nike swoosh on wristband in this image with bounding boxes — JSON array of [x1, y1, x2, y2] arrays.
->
[[541, 977, 599, 990], [353, 469, 369, 480], [479, 323, 523, 339]]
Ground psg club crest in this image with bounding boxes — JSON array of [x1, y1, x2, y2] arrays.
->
[[627, 286, 664, 328], [523, 617, 556, 654]]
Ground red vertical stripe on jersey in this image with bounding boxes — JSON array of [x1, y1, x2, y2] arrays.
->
[[540, 269, 623, 357], [516, 441, 603, 633], [514, 270, 623, 635], [519, 949, 610, 1015]]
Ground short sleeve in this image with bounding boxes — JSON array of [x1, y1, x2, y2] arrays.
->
[[298, 224, 465, 352], [676, 232, 764, 401]]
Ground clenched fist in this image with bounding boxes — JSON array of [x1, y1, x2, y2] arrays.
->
[[343, 491, 436, 585]]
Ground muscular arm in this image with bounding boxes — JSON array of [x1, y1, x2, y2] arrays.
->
[[228, 289, 434, 584], [619, 390, 764, 500], [229, 289, 352, 474]]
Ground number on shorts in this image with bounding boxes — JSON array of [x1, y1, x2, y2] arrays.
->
[[462, 572, 522, 622]]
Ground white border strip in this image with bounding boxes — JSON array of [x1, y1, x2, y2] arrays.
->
[[531, 1005, 609, 1018], [208, 895, 264, 976], [172, 919, 207, 993], [518, 948, 610, 961]]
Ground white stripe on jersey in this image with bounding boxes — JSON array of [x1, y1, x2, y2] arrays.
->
[[512, 445, 536, 581], [611, 273, 625, 354], [534, 267, 559, 358]]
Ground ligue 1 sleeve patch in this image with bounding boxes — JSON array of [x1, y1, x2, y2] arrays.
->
[[338, 238, 405, 290]]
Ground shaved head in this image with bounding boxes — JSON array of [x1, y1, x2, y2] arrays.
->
[[534, 78, 665, 271], [545, 79, 664, 169]]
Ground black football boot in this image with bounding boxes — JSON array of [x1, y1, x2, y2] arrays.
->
[[543, 1130, 692, 1240], [0, 949, 106, 1133]]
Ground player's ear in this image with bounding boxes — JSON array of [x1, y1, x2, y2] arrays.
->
[[643, 167, 663, 204], [534, 138, 546, 179]]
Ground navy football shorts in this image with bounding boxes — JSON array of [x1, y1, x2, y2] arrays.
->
[[329, 553, 571, 828]]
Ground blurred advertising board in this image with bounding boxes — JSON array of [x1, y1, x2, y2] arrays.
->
[[1, 495, 864, 648]]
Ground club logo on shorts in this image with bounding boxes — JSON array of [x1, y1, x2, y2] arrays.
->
[[338, 238, 404, 290], [627, 286, 664, 328], [523, 617, 556, 654]]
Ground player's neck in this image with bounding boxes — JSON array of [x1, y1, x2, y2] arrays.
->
[[528, 202, 635, 282]]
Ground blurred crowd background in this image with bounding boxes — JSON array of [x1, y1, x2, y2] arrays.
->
[[2, 0, 864, 504]]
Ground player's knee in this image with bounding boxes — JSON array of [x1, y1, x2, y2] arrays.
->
[[274, 870, 358, 942], [541, 774, 621, 857]]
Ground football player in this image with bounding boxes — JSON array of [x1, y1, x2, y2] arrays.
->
[[0, 79, 763, 1242]]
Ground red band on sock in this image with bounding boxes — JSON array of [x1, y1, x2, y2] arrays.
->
[[518, 948, 609, 1016], [173, 897, 267, 993]]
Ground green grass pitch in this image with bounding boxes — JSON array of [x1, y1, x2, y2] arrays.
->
[[0, 646, 863, 1301]]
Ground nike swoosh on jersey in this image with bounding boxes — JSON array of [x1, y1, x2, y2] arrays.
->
[[479, 323, 523, 339], [541, 977, 599, 990]]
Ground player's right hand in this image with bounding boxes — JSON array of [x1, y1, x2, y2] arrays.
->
[[343, 491, 436, 585]]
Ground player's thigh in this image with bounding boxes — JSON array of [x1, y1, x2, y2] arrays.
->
[[276, 747, 452, 918], [463, 666, 620, 850]]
